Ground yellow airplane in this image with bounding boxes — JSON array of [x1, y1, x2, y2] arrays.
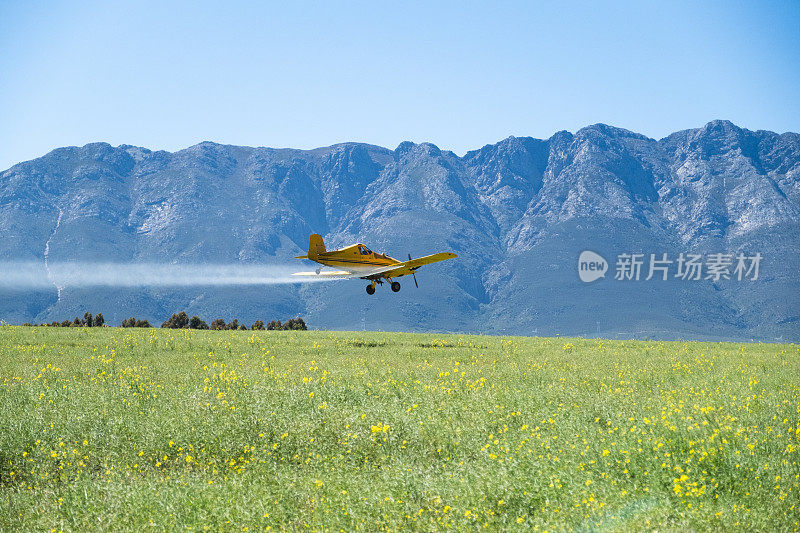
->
[[293, 234, 457, 294]]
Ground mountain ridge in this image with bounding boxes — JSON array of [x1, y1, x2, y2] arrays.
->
[[2, 120, 799, 340]]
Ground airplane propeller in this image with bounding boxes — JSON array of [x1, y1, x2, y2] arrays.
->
[[408, 254, 419, 288]]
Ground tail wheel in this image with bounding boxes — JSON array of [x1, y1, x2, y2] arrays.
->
[[391, 281, 401, 292], [366, 284, 376, 295]]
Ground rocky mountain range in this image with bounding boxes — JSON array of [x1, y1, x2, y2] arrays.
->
[[1, 120, 798, 341]]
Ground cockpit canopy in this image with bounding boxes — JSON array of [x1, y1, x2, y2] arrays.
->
[[358, 245, 372, 255]]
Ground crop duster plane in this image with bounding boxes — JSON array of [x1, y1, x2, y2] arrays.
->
[[293, 234, 457, 294]]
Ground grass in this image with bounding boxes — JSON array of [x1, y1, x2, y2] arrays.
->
[[0, 326, 798, 531]]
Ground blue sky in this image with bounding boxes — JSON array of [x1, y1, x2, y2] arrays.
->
[[1, 0, 798, 170]]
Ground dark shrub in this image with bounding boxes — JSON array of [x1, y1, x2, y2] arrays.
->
[[162, 311, 189, 329], [210, 319, 226, 330], [251, 320, 264, 330], [94, 313, 104, 327], [285, 317, 307, 331], [266, 320, 282, 331], [226, 319, 239, 331], [122, 317, 151, 327], [189, 315, 208, 329]]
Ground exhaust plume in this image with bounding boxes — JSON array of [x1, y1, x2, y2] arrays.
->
[[0, 262, 337, 289]]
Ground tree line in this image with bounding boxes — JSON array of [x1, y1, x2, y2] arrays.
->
[[158, 311, 306, 331], [19, 311, 306, 331], [21, 312, 106, 328]]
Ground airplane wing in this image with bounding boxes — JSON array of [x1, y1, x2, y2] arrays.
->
[[360, 252, 458, 279]]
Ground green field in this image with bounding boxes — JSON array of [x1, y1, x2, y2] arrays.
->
[[0, 327, 798, 531]]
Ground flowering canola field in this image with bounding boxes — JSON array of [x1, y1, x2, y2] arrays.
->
[[0, 327, 798, 531]]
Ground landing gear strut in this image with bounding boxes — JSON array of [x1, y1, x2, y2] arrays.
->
[[391, 281, 401, 292]]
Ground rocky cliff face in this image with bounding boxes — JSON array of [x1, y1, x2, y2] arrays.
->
[[1, 120, 798, 340]]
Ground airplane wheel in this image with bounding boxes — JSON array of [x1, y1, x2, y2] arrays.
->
[[366, 284, 375, 295], [391, 281, 401, 292]]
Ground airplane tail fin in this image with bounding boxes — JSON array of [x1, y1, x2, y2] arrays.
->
[[308, 234, 326, 260]]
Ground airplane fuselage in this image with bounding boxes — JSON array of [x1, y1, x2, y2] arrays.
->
[[313, 244, 400, 274]]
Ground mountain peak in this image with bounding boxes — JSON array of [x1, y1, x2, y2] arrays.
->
[[394, 141, 415, 156], [576, 123, 651, 141], [701, 119, 739, 132], [393, 141, 442, 159]]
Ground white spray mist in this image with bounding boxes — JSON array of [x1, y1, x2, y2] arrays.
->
[[0, 262, 337, 289]]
